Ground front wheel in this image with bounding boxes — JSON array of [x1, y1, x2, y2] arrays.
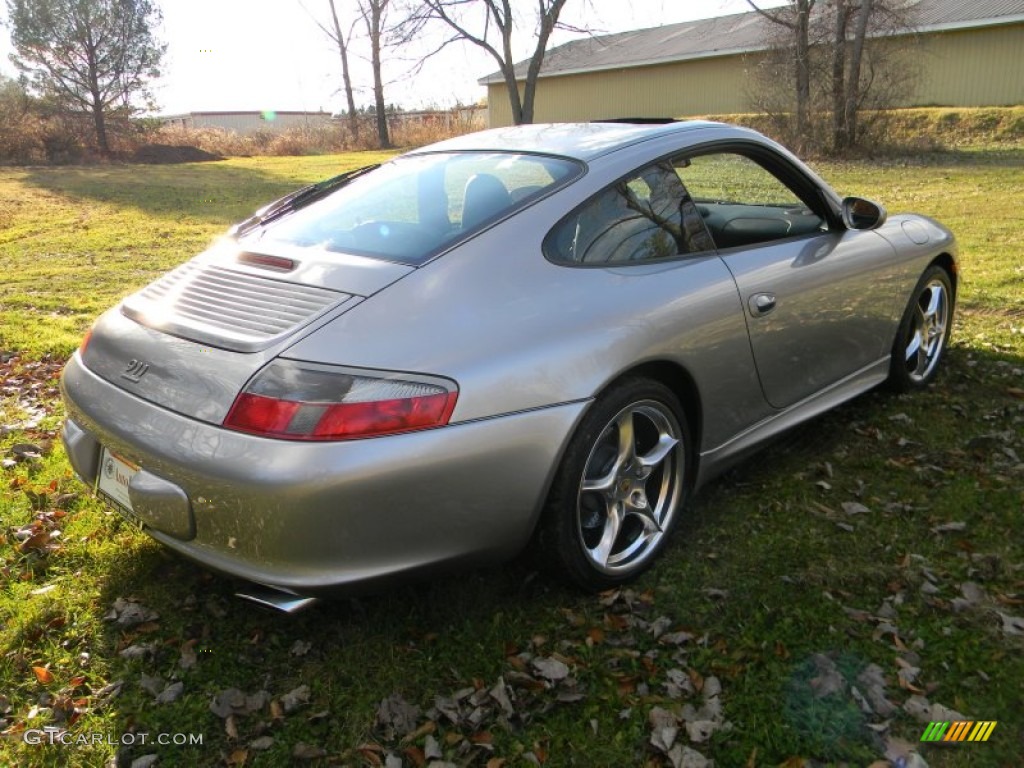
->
[[540, 378, 690, 591], [888, 265, 954, 392]]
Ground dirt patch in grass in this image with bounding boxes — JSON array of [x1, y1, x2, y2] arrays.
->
[[129, 144, 225, 164]]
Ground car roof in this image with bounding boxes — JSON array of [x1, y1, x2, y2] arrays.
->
[[407, 120, 749, 162]]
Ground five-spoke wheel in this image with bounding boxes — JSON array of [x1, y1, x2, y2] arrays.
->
[[889, 265, 954, 391], [541, 379, 689, 590]]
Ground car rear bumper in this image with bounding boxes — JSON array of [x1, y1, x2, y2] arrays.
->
[[60, 353, 587, 594]]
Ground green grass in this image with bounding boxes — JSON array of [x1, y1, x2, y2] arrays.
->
[[1, 149, 1022, 767]]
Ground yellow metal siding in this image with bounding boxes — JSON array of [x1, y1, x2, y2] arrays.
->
[[488, 55, 752, 126], [486, 22, 1024, 126], [912, 24, 1024, 106]]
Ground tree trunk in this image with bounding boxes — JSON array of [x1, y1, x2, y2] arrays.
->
[[92, 100, 109, 155], [327, 0, 359, 144], [364, 0, 391, 148], [794, 0, 812, 147], [84, 34, 109, 155], [520, 0, 566, 125], [495, 1, 525, 124], [831, 1, 849, 151], [845, 0, 873, 146]]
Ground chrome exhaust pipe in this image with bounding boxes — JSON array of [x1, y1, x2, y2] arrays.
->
[[234, 584, 319, 614]]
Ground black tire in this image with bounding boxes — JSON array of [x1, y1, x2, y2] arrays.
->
[[887, 265, 954, 393], [539, 378, 690, 591]]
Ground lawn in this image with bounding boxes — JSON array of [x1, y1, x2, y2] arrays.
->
[[1, 148, 1021, 768]]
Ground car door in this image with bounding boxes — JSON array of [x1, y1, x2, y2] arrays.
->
[[676, 149, 901, 409]]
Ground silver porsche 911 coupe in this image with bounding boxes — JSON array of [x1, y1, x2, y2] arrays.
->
[[61, 121, 956, 610]]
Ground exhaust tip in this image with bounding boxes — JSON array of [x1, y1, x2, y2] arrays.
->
[[235, 584, 319, 614]]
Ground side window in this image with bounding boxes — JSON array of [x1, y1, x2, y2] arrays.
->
[[676, 153, 825, 250], [545, 161, 714, 265]]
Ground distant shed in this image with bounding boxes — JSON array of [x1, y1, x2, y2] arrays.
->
[[159, 111, 334, 134], [480, 0, 1024, 126]]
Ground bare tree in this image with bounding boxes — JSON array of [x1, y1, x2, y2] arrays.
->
[[301, 0, 360, 142], [747, 0, 816, 143], [747, 0, 918, 154], [359, 0, 392, 148], [842, 0, 874, 147], [402, 0, 571, 125]]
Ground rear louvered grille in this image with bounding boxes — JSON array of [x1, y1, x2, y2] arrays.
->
[[122, 262, 345, 352]]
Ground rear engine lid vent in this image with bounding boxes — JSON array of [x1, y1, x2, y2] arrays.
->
[[122, 261, 348, 352]]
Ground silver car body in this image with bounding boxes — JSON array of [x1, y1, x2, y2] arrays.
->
[[60, 121, 957, 594]]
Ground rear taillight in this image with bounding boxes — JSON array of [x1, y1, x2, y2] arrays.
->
[[78, 326, 94, 355], [223, 361, 458, 440]]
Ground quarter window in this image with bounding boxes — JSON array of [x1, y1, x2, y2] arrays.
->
[[545, 161, 714, 265]]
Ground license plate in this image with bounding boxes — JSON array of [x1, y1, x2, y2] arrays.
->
[[97, 447, 144, 528]]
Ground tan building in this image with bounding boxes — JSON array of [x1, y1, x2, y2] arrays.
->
[[160, 111, 334, 134], [480, 0, 1024, 127]]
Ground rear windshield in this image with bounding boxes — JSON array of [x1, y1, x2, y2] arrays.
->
[[254, 152, 582, 266]]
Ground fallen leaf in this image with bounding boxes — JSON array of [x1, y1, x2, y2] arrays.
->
[[424, 734, 443, 760], [488, 678, 515, 718], [998, 612, 1024, 637], [400, 719, 436, 744], [179, 641, 198, 670], [402, 745, 425, 767], [210, 688, 268, 719], [931, 521, 967, 534], [687, 668, 704, 693], [292, 742, 327, 760], [376, 693, 420, 740], [532, 657, 569, 681], [290, 640, 312, 657], [659, 630, 694, 646], [280, 684, 310, 714], [841, 501, 871, 515], [156, 681, 184, 704], [32, 666, 53, 684], [650, 724, 678, 753], [139, 674, 164, 697], [11, 443, 43, 460]]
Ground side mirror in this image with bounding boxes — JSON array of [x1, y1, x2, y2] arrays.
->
[[841, 197, 887, 230]]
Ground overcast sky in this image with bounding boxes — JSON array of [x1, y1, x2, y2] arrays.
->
[[0, 0, 783, 115]]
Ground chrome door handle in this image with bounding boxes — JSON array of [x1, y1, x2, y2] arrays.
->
[[748, 293, 776, 317]]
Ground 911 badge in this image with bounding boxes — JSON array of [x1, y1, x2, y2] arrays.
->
[[121, 359, 150, 383]]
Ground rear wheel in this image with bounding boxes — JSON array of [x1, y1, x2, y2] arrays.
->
[[540, 378, 690, 590], [888, 265, 953, 392]]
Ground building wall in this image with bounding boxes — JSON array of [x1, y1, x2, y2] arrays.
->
[[487, 54, 752, 126], [161, 112, 334, 134], [486, 22, 1024, 126], [912, 23, 1024, 106]]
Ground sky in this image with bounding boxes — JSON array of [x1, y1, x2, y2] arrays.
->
[[0, 0, 784, 116]]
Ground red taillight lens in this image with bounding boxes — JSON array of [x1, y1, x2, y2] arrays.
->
[[223, 361, 458, 440], [79, 326, 94, 355]]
